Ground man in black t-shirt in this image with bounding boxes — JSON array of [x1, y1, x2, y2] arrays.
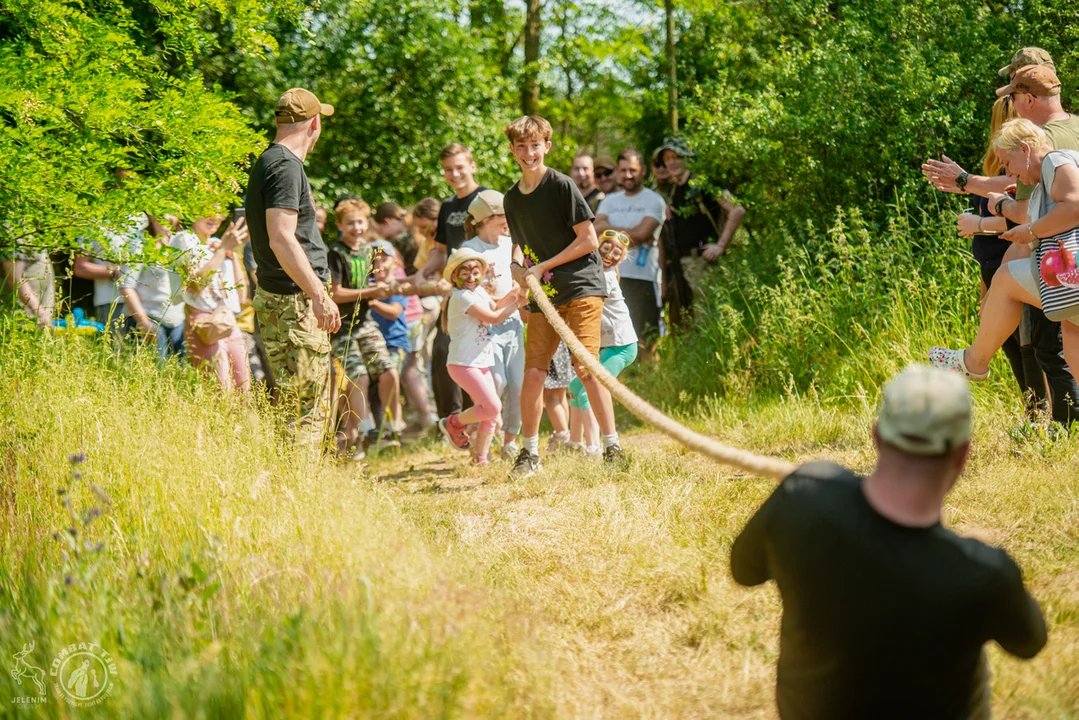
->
[[247, 88, 339, 453], [415, 143, 486, 419], [732, 365, 1047, 720], [501, 115, 623, 477], [658, 137, 745, 327]]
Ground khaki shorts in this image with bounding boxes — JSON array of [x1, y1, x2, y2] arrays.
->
[[331, 319, 395, 381], [524, 296, 604, 373]]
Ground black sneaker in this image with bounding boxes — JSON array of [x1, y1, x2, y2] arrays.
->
[[603, 444, 628, 468], [509, 448, 542, 478]]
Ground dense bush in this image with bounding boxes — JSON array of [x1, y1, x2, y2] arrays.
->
[[0, 0, 305, 251], [656, 199, 1000, 403], [650, 0, 1079, 402]]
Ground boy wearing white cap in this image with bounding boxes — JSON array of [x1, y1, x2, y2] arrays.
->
[[731, 365, 1046, 720]]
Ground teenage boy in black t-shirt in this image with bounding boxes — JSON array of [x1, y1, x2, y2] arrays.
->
[[732, 365, 1046, 720], [415, 143, 486, 419], [502, 115, 623, 477]]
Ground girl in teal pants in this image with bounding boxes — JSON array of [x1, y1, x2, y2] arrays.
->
[[568, 230, 639, 453]]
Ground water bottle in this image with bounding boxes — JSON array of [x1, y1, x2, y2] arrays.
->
[[635, 245, 649, 268]]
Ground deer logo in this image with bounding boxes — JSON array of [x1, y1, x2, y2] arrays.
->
[[11, 642, 47, 696]]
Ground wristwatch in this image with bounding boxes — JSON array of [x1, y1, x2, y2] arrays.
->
[[956, 172, 969, 191], [994, 196, 1007, 217]]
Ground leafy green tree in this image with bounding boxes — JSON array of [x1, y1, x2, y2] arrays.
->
[[0, 0, 304, 254], [244, 0, 518, 205]]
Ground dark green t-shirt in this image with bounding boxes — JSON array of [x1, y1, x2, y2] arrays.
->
[[1016, 115, 1079, 201], [246, 143, 329, 295], [731, 461, 1047, 720], [328, 241, 373, 336]]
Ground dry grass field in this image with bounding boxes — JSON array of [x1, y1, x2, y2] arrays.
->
[[1, 330, 1076, 717]]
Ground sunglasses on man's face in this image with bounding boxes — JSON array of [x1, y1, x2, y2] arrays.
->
[[594, 169, 613, 178]]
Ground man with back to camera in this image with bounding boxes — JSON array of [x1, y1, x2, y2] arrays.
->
[[731, 364, 1047, 720], [247, 87, 340, 452]]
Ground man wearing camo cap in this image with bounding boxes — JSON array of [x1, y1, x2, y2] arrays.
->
[[998, 46, 1054, 78], [658, 135, 745, 326], [732, 364, 1046, 720]]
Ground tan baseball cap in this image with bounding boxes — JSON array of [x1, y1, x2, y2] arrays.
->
[[877, 365, 971, 456], [594, 156, 616, 171], [996, 64, 1062, 98], [468, 190, 505, 224], [274, 88, 334, 124], [998, 47, 1055, 78]]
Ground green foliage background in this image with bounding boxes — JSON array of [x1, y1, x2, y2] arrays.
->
[[3, 0, 1079, 400]]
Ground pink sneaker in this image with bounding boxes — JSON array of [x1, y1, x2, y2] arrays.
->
[[472, 455, 489, 467], [439, 415, 471, 451]]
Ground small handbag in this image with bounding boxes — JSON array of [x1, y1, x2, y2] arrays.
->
[[1034, 227, 1079, 322], [235, 301, 255, 334], [1029, 150, 1079, 323], [192, 304, 236, 344]]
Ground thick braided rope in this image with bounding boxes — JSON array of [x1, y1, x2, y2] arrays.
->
[[525, 274, 797, 480]]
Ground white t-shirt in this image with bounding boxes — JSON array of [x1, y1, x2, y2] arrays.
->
[[600, 269, 638, 348], [446, 286, 496, 368], [170, 231, 241, 314], [120, 232, 185, 328], [596, 188, 666, 282], [460, 234, 519, 322], [85, 213, 148, 308]]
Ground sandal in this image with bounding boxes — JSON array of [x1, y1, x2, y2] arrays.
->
[[928, 347, 990, 381]]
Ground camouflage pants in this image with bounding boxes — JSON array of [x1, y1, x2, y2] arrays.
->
[[252, 287, 332, 452], [680, 254, 711, 288]]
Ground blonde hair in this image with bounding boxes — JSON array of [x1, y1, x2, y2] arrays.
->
[[334, 198, 371, 227], [504, 115, 552, 144], [982, 96, 1020, 175], [993, 118, 1050, 155]]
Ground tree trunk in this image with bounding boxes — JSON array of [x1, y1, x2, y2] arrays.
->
[[665, 0, 678, 134], [560, 8, 572, 138], [521, 0, 542, 116]]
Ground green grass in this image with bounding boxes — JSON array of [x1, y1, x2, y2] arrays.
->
[[1, 319, 1077, 718]]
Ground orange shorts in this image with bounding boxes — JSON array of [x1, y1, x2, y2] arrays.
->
[[524, 296, 604, 373]]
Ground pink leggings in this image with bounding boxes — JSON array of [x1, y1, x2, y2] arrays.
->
[[185, 309, 250, 392], [447, 365, 501, 433]]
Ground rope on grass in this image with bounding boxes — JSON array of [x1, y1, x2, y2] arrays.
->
[[524, 274, 797, 481]]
